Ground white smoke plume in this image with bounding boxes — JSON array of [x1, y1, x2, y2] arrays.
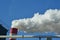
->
[[11, 9, 60, 34]]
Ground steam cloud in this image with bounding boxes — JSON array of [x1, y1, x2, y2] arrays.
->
[[11, 9, 60, 34]]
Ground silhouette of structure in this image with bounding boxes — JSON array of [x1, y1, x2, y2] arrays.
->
[[47, 37, 52, 40], [0, 24, 8, 40]]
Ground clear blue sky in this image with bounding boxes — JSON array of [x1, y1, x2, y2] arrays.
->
[[0, 0, 60, 40]]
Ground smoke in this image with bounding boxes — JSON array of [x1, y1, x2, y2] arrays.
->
[[11, 9, 60, 34]]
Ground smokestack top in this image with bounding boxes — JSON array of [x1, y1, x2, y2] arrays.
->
[[10, 28, 18, 34]]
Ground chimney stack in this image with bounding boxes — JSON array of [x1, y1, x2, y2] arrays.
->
[[9, 28, 18, 40]]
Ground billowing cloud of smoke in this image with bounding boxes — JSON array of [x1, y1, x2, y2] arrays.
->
[[11, 9, 60, 34]]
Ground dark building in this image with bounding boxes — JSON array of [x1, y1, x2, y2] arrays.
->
[[0, 24, 8, 40]]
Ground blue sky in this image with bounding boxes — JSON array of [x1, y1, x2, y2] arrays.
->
[[0, 0, 60, 40]]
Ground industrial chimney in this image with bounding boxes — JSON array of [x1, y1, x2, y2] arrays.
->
[[9, 28, 18, 40]]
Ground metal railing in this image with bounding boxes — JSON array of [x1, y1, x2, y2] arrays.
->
[[0, 35, 60, 40]]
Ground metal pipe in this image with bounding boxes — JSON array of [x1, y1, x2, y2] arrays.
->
[[0, 35, 60, 38]]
